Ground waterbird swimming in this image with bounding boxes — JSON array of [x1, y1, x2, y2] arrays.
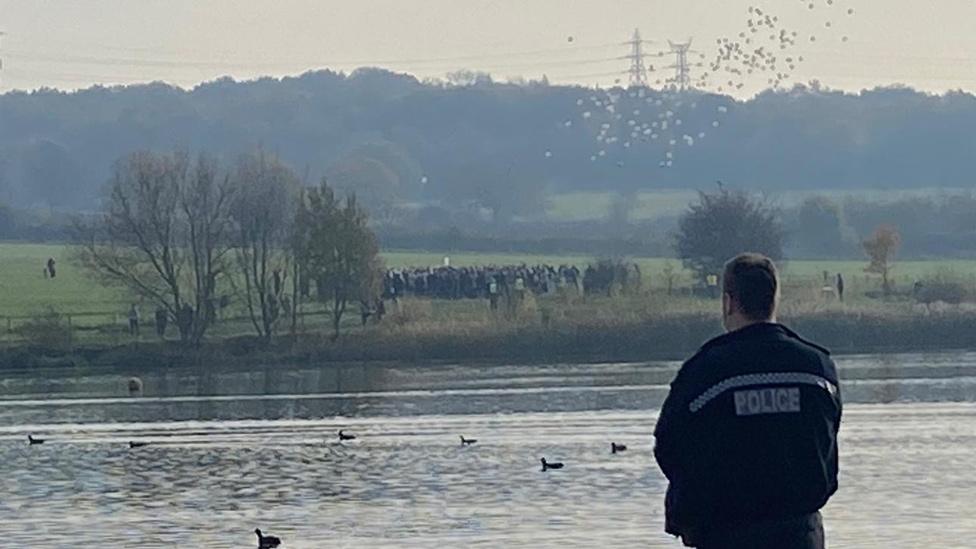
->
[[541, 458, 564, 471], [129, 441, 149, 448], [254, 528, 281, 548], [27, 434, 44, 445], [460, 435, 478, 446], [128, 377, 143, 394], [338, 430, 356, 441], [611, 442, 628, 454]]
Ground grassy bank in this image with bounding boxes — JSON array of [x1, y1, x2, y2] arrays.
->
[[5, 241, 976, 368], [6, 294, 976, 370], [5, 241, 976, 319]]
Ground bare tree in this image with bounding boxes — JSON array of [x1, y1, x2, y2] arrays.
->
[[74, 151, 234, 343], [229, 150, 300, 341], [863, 225, 901, 295]]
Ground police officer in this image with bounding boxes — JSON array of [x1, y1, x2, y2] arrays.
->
[[654, 253, 842, 549]]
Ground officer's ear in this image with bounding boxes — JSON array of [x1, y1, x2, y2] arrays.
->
[[722, 291, 736, 317]]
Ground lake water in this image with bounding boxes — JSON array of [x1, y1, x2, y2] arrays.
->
[[1, 352, 975, 548]]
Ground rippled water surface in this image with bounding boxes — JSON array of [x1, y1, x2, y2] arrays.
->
[[1, 352, 975, 548]]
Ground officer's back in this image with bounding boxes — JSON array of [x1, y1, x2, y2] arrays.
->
[[654, 253, 842, 549]]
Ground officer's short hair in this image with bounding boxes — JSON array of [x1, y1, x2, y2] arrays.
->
[[723, 253, 778, 320]]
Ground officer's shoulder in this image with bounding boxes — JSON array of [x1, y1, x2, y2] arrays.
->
[[692, 330, 740, 359], [677, 335, 729, 376], [780, 325, 832, 357]]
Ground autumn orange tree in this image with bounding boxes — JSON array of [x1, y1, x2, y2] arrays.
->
[[863, 225, 901, 295]]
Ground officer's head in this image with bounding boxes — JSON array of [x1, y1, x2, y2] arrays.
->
[[722, 253, 779, 332]]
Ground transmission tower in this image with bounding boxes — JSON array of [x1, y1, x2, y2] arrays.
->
[[666, 39, 694, 91], [623, 28, 652, 87]]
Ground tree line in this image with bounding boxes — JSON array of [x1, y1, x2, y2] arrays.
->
[[675, 184, 904, 298], [3, 69, 976, 217], [74, 150, 380, 344]]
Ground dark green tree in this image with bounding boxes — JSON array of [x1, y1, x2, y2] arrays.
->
[[790, 196, 853, 258], [294, 180, 382, 340], [675, 184, 784, 283]]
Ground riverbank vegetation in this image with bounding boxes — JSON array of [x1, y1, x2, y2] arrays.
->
[[6, 278, 976, 369]]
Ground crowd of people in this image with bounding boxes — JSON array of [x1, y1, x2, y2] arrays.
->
[[382, 260, 642, 304], [384, 264, 580, 303]]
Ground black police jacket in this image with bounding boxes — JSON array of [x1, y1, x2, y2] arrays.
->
[[654, 322, 842, 541]]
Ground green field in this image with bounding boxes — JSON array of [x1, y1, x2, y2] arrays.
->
[[545, 188, 974, 222], [385, 250, 976, 287], [0, 243, 126, 316], [3, 242, 976, 345]]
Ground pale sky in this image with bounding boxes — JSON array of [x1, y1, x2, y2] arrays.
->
[[0, 0, 973, 95]]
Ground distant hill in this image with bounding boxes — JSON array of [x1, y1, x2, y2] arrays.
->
[[1, 68, 975, 214]]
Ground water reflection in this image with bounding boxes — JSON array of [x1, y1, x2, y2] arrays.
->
[[0, 352, 974, 547]]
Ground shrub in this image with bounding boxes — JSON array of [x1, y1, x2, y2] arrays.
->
[[915, 271, 971, 305], [16, 308, 73, 351], [388, 298, 434, 327]]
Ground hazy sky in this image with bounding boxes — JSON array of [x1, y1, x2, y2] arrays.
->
[[0, 0, 973, 95]]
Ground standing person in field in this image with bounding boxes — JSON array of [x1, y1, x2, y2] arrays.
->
[[128, 304, 140, 337], [488, 276, 500, 311], [46, 257, 56, 279], [154, 307, 168, 339], [836, 272, 845, 302], [654, 253, 842, 549]]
